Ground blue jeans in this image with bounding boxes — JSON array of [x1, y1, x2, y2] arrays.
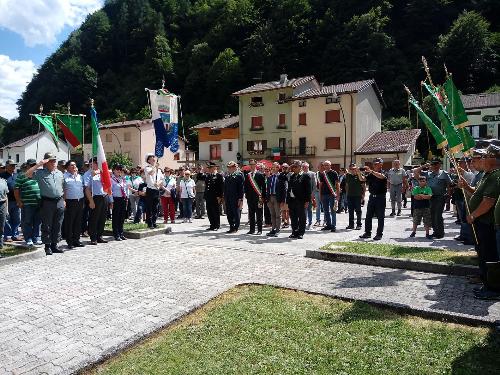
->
[[321, 194, 337, 229], [305, 197, 313, 225], [314, 191, 321, 221], [4, 201, 21, 239], [457, 200, 473, 243], [21, 205, 41, 242], [133, 200, 145, 223], [182, 198, 193, 219]]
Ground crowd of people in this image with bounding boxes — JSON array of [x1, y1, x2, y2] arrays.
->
[[0, 145, 499, 299]]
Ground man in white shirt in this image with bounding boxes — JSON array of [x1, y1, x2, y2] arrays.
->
[[144, 154, 164, 229]]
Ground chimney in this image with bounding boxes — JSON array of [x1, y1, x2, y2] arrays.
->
[[280, 74, 288, 84]]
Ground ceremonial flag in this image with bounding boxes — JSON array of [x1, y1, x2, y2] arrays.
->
[[90, 105, 112, 194], [422, 82, 463, 154], [272, 147, 281, 160], [148, 89, 179, 156], [56, 114, 83, 147], [34, 114, 59, 150], [443, 76, 476, 154], [408, 97, 447, 149]]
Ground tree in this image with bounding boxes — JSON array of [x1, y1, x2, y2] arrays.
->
[[382, 117, 412, 131], [108, 152, 133, 169], [145, 34, 174, 78]]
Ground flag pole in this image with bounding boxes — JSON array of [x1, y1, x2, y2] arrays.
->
[[35, 104, 43, 160]]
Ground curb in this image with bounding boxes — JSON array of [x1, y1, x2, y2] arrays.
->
[[0, 247, 45, 268], [305, 249, 480, 276], [103, 226, 172, 239]]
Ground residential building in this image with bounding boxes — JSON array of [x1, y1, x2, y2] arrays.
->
[[354, 129, 421, 169], [232, 75, 385, 169], [0, 131, 70, 165], [193, 115, 239, 166], [99, 119, 195, 170], [461, 92, 500, 139]]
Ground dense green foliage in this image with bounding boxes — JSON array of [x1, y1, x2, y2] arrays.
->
[[0, 116, 6, 141], [3, 0, 500, 147], [91, 285, 500, 374]]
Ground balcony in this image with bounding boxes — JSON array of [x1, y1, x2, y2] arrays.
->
[[249, 102, 264, 107], [263, 146, 316, 158]]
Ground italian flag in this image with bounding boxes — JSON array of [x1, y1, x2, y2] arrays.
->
[[272, 147, 281, 160], [90, 106, 112, 194]]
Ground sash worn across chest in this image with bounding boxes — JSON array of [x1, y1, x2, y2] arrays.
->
[[248, 173, 262, 197], [323, 171, 336, 195]]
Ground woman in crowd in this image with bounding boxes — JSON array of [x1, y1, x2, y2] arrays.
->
[[161, 168, 177, 224], [179, 170, 196, 223], [127, 168, 143, 220]]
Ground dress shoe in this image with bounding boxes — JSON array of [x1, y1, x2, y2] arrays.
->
[[359, 232, 371, 239], [289, 234, 297, 239], [345, 226, 355, 230], [409, 232, 416, 238], [267, 230, 276, 236], [454, 235, 465, 242], [296, 235, 303, 239], [256, 231, 262, 235], [372, 234, 382, 241], [321, 227, 332, 231], [114, 237, 122, 241], [355, 225, 362, 230], [397, 210, 401, 216], [89, 241, 98, 245], [51, 245, 64, 253], [74, 242, 85, 247], [206, 227, 215, 231], [67, 244, 74, 249], [120, 235, 127, 240], [97, 238, 108, 243], [246, 231, 255, 235], [226, 229, 234, 233], [44, 245, 52, 255], [389, 211, 395, 216], [431, 233, 444, 239], [331, 227, 336, 232]]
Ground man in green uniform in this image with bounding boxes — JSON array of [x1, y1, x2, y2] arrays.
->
[[459, 145, 500, 300]]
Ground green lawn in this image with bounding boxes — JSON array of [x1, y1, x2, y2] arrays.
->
[[322, 242, 478, 266], [104, 222, 164, 232], [0, 244, 36, 257], [89, 285, 499, 375]]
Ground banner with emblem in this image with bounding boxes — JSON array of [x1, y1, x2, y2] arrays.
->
[[147, 89, 179, 157]]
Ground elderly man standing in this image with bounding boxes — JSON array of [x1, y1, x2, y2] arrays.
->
[[318, 160, 340, 232], [302, 162, 317, 229], [244, 159, 266, 235], [204, 162, 224, 231], [84, 157, 109, 245], [1, 159, 20, 242], [224, 161, 244, 233], [266, 162, 286, 237], [26, 153, 65, 255], [387, 160, 407, 216], [287, 160, 311, 239], [414, 157, 452, 239]]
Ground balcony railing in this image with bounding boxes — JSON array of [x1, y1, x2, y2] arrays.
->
[[259, 146, 317, 158]]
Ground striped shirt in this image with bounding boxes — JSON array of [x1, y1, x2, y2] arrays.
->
[[14, 172, 41, 206]]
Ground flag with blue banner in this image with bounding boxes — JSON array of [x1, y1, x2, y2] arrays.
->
[[148, 89, 179, 157]]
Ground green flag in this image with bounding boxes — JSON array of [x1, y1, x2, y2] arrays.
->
[[409, 97, 447, 149], [56, 114, 83, 147], [443, 76, 475, 154], [34, 114, 59, 150], [422, 82, 463, 154]]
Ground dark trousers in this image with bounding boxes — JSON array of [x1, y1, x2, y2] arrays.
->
[[364, 195, 386, 235], [40, 198, 65, 245], [145, 188, 160, 227], [64, 198, 83, 245], [225, 199, 240, 230], [430, 195, 446, 237], [289, 199, 306, 236], [264, 204, 271, 225], [247, 199, 263, 232], [347, 195, 362, 227], [475, 221, 498, 282], [206, 196, 220, 229], [88, 195, 107, 241], [0, 201, 7, 247], [81, 199, 90, 234], [112, 197, 127, 237]]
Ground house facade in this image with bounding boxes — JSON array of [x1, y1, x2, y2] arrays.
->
[[193, 115, 239, 166], [0, 131, 70, 165], [461, 92, 500, 139], [232, 75, 384, 169], [99, 119, 195, 170]]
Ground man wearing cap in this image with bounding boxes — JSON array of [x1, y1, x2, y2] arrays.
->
[[224, 161, 244, 233], [0, 159, 21, 242], [204, 162, 224, 231], [360, 158, 387, 241], [414, 157, 452, 239], [287, 160, 311, 239], [63, 160, 85, 249], [0, 163, 8, 255], [244, 159, 267, 235], [318, 160, 340, 232], [26, 153, 65, 255], [387, 159, 407, 216], [459, 145, 500, 300], [14, 159, 42, 247], [83, 157, 109, 245]]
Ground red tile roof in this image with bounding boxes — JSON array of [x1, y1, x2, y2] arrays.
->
[[232, 76, 316, 96], [192, 115, 239, 129], [461, 93, 500, 109], [355, 129, 421, 154]]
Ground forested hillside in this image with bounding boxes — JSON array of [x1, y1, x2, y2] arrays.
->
[[3, 0, 499, 145]]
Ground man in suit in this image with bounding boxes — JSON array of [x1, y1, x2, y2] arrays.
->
[[244, 159, 267, 235], [224, 161, 244, 233], [266, 162, 287, 237], [287, 160, 312, 239], [204, 162, 224, 231]]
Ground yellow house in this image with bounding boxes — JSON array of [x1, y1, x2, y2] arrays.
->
[[233, 75, 385, 169]]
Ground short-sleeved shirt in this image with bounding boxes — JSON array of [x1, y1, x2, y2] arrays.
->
[[0, 178, 8, 202], [345, 173, 363, 197], [179, 178, 195, 199], [412, 185, 433, 209], [366, 172, 387, 195], [110, 175, 128, 199], [14, 172, 41, 206], [144, 165, 164, 190], [33, 168, 64, 199], [421, 170, 452, 196], [83, 170, 105, 196], [388, 168, 406, 185], [63, 172, 84, 200], [319, 170, 338, 195], [0, 172, 16, 200], [468, 169, 500, 225]]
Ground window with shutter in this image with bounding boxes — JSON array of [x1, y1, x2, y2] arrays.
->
[[299, 113, 307, 126], [247, 141, 253, 151], [325, 110, 341, 123], [251, 116, 263, 130], [278, 113, 286, 127], [228, 142, 233, 152], [325, 137, 341, 150], [210, 144, 221, 160]]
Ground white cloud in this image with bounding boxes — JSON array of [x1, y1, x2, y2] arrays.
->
[[0, 55, 37, 119], [0, 0, 103, 47]]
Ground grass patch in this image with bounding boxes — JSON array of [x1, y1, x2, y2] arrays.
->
[[322, 242, 478, 266], [0, 244, 36, 257], [104, 221, 164, 232], [88, 285, 499, 375]]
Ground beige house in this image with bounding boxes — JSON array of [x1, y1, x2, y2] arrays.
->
[[232, 75, 385, 169], [98, 119, 195, 169], [461, 92, 500, 139]]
